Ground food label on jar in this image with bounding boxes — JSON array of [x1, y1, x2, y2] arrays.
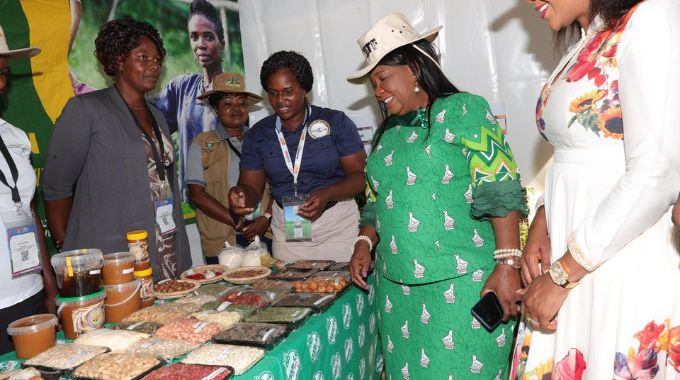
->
[[129, 242, 149, 261], [216, 301, 232, 311], [122, 268, 134, 274], [140, 278, 154, 299], [89, 269, 101, 275], [72, 300, 105, 336]]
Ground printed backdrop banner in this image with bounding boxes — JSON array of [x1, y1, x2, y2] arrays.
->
[[0, 0, 245, 230]]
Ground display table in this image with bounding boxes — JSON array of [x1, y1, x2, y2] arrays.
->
[[0, 278, 382, 380]]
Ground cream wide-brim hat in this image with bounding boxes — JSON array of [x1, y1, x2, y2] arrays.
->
[[0, 25, 41, 59], [347, 13, 441, 80]]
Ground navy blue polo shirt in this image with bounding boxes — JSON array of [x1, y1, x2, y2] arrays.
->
[[240, 104, 363, 203]]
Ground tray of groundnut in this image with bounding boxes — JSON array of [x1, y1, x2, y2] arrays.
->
[[181, 344, 265, 376], [71, 352, 161, 380], [21, 344, 109, 379], [153, 279, 200, 300]]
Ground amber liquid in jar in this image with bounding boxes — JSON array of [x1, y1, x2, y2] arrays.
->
[[60, 271, 102, 298]]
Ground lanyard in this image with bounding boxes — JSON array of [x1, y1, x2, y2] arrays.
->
[[225, 138, 241, 158], [0, 135, 21, 207], [274, 105, 311, 195], [137, 117, 167, 182], [116, 86, 167, 182]]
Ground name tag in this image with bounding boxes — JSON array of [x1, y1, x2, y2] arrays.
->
[[155, 198, 177, 236], [282, 193, 312, 241], [1, 208, 41, 278]]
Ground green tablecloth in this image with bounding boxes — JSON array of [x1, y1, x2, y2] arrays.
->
[[0, 277, 382, 380]]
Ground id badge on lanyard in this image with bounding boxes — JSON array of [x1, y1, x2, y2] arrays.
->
[[1, 207, 41, 278], [282, 193, 311, 241], [275, 105, 313, 241], [155, 181, 176, 237]]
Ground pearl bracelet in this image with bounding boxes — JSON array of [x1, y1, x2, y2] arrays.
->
[[493, 248, 522, 260], [353, 235, 374, 253]]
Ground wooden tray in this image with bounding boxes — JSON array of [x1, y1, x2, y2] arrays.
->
[[180, 264, 228, 284], [222, 267, 271, 285], [154, 279, 201, 300]]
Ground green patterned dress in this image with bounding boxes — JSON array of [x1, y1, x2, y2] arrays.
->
[[362, 93, 526, 379]]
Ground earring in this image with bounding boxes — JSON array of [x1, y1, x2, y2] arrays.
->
[[414, 84, 421, 93]]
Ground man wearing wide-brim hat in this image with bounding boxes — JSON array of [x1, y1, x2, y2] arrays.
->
[[0, 24, 57, 355], [187, 72, 273, 262]]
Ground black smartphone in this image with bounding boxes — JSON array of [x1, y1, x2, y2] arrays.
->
[[471, 291, 504, 332]]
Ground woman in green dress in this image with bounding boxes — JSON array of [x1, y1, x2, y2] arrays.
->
[[347, 14, 527, 379]]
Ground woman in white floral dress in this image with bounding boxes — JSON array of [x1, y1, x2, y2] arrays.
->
[[513, 0, 680, 378]]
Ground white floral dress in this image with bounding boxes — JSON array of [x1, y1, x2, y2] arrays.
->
[[511, 0, 680, 379]]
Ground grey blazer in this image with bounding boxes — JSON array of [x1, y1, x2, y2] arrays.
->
[[42, 86, 191, 280]]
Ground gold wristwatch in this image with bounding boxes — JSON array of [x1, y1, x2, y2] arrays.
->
[[548, 260, 579, 289]]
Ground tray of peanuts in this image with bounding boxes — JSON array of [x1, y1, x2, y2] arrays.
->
[[294, 275, 350, 294], [72, 352, 160, 380], [153, 279, 200, 300]]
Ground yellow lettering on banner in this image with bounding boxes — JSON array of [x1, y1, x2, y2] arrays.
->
[[20, 0, 73, 123], [34, 167, 42, 186], [28, 132, 39, 154]]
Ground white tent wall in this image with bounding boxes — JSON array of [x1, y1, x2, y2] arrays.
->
[[239, 0, 557, 201]]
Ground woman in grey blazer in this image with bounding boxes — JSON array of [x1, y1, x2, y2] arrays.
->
[[42, 18, 191, 281]]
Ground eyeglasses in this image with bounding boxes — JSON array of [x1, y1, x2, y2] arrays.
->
[[133, 55, 163, 66]]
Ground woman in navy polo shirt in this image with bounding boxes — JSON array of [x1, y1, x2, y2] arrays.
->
[[229, 51, 366, 262]]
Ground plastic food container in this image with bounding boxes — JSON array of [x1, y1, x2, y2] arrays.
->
[[72, 352, 160, 380], [103, 279, 141, 323], [74, 328, 149, 352], [155, 317, 223, 344], [127, 336, 198, 362], [142, 363, 233, 380], [213, 322, 290, 349], [56, 289, 106, 339], [51, 249, 104, 298], [219, 289, 276, 309], [122, 303, 191, 325], [115, 321, 162, 335], [194, 283, 238, 297], [7, 314, 58, 359], [190, 310, 242, 329], [174, 294, 217, 308], [181, 344, 265, 375], [288, 260, 335, 270], [133, 267, 154, 308], [268, 268, 318, 281], [294, 275, 349, 294], [102, 252, 135, 285], [127, 230, 150, 263], [244, 307, 312, 327], [200, 301, 256, 317], [273, 292, 337, 312], [252, 279, 295, 291], [22, 344, 109, 376]]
